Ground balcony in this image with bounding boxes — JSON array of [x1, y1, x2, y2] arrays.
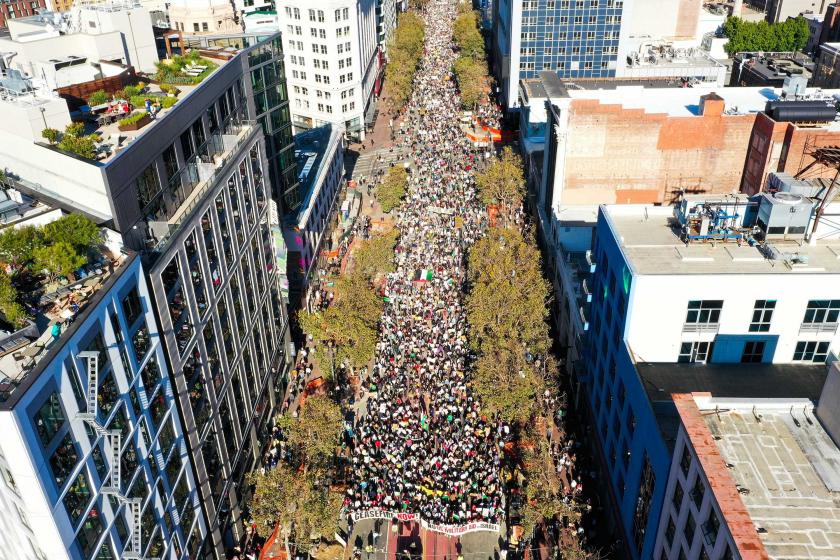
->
[[682, 322, 720, 334], [799, 322, 838, 334]]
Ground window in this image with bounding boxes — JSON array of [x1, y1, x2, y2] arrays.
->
[[702, 509, 719, 546], [691, 474, 705, 508], [193, 22, 199, 32], [35, 392, 65, 447], [793, 341, 830, 362], [750, 300, 775, 332], [121, 287, 143, 327], [665, 517, 676, 547], [803, 300, 840, 328], [202, 21, 208, 31], [632, 455, 655, 554], [741, 340, 765, 363], [684, 515, 696, 546], [678, 341, 713, 363], [684, 300, 722, 328], [680, 445, 691, 476], [135, 164, 161, 208], [672, 483, 684, 512]]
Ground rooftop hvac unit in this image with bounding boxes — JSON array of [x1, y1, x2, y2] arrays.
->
[[756, 191, 815, 240], [766, 172, 824, 198]]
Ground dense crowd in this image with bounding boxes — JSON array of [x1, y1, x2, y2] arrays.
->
[[345, 0, 504, 525]]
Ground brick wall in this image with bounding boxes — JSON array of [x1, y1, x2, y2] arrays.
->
[[562, 98, 755, 205]]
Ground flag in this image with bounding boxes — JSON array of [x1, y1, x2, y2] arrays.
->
[[413, 269, 433, 282]]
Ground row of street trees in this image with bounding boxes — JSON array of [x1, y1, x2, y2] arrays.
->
[[383, 12, 426, 112], [468, 149, 585, 546], [722, 16, 810, 55], [452, 7, 490, 108]]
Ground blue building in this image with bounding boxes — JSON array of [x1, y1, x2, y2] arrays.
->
[[491, 0, 625, 109], [573, 201, 840, 559]]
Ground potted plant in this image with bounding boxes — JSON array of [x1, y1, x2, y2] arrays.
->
[[118, 111, 152, 132]]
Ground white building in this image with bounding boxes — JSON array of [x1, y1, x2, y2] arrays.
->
[[167, 0, 239, 34], [279, 0, 381, 140], [376, 0, 398, 51], [0, 2, 158, 86]]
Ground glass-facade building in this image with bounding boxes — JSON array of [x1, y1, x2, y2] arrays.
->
[[492, 0, 626, 108]]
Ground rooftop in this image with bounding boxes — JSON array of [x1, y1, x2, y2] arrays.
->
[[637, 362, 829, 405], [681, 394, 840, 558], [290, 123, 344, 227], [0, 209, 126, 403], [733, 53, 814, 82], [603, 203, 840, 275]]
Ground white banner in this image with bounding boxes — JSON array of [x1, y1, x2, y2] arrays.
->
[[349, 510, 499, 536]]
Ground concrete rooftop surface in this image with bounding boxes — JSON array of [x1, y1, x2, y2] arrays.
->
[[703, 404, 840, 559]]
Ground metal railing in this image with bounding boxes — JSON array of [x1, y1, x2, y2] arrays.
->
[[682, 323, 719, 334], [799, 322, 838, 334]]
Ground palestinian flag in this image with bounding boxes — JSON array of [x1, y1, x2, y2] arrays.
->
[[413, 269, 434, 282]]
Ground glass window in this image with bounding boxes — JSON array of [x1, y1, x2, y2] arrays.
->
[[135, 164, 161, 209], [63, 470, 91, 525], [97, 371, 119, 420], [121, 444, 139, 491], [672, 483, 684, 512], [680, 445, 691, 476], [132, 323, 150, 362], [702, 508, 719, 546], [76, 506, 105, 558], [162, 144, 178, 180], [34, 392, 65, 447], [121, 288, 143, 328], [685, 300, 722, 325], [793, 340, 830, 362], [803, 300, 840, 325], [678, 341, 713, 364], [691, 474, 705, 508], [185, 231, 208, 315], [140, 355, 161, 394], [749, 300, 775, 332], [150, 392, 168, 434], [741, 340, 766, 363]]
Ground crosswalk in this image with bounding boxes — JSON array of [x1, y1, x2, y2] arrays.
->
[[348, 148, 409, 181]]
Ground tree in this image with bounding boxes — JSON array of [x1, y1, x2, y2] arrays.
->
[[33, 242, 86, 282], [43, 214, 101, 254], [246, 464, 342, 551], [288, 395, 342, 468], [722, 16, 810, 55], [382, 12, 426, 111], [453, 55, 488, 108], [57, 133, 97, 160], [472, 342, 543, 423], [0, 271, 25, 327], [351, 228, 398, 280], [64, 122, 84, 138], [453, 10, 485, 61], [467, 228, 550, 356], [375, 166, 408, 213], [41, 128, 59, 145], [520, 435, 582, 537], [0, 226, 45, 270], [475, 147, 525, 213]]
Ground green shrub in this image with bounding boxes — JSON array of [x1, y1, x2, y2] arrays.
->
[[118, 111, 149, 128], [64, 122, 84, 138], [41, 128, 59, 144], [160, 96, 178, 108], [57, 134, 97, 159], [87, 89, 108, 106], [123, 85, 142, 97]]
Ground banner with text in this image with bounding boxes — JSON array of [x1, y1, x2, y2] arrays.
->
[[349, 510, 499, 536]]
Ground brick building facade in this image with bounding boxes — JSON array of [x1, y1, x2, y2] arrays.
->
[[0, 0, 46, 28]]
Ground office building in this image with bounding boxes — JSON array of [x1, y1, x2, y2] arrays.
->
[[491, 0, 726, 109], [376, 0, 399, 51], [283, 123, 346, 307], [0, 211, 201, 560], [0, 33, 296, 557], [0, 0, 46, 27], [813, 41, 840, 87], [553, 197, 840, 558], [650, 389, 840, 559], [0, 2, 159, 88], [279, 0, 382, 140]]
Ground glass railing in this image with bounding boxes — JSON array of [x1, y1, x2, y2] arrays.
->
[[151, 120, 256, 253]]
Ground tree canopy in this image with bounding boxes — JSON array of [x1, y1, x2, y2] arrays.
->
[[0, 226, 44, 271], [722, 16, 810, 55], [475, 147, 525, 212], [34, 242, 87, 282], [288, 395, 342, 468], [298, 271, 382, 371], [453, 56, 488, 108], [375, 166, 408, 213], [351, 228, 399, 280], [383, 12, 426, 112], [43, 214, 101, 254], [0, 271, 25, 326], [453, 10, 485, 61]]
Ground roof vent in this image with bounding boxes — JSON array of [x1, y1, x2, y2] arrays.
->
[[773, 191, 804, 204]]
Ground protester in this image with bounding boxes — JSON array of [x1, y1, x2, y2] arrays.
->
[[345, 0, 504, 526]]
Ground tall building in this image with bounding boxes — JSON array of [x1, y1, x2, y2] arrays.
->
[[553, 198, 840, 558], [491, 0, 725, 109], [763, 0, 829, 22], [376, 0, 398, 51], [0, 233, 201, 560], [279, 0, 382, 140], [0, 32, 297, 558]]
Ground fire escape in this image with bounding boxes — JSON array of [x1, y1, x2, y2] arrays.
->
[[794, 142, 840, 238], [76, 351, 144, 559]]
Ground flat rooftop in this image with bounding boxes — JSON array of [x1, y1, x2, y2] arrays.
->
[[733, 54, 814, 82], [700, 399, 840, 558], [638, 362, 829, 405], [290, 123, 343, 226], [604, 204, 840, 275]]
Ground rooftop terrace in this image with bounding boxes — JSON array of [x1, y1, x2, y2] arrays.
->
[[604, 204, 840, 275]]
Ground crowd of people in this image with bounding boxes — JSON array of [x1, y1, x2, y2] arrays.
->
[[345, 0, 505, 526]]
